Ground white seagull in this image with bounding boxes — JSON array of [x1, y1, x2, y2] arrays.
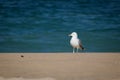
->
[[69, 32, 84, 53]]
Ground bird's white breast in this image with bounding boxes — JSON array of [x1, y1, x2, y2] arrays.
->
[[70, 37, 79, 48]]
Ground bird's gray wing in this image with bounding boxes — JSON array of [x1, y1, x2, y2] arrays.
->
[[78, 39, 84, 50]]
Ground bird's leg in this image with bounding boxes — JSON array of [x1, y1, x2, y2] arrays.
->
[[77, 48, 79, 53], [73, 48, 75, 53]]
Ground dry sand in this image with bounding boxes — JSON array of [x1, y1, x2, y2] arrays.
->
[[0, 53, 120, 80]]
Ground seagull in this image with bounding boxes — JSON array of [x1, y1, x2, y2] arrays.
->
[[69, 32, 84, 53]]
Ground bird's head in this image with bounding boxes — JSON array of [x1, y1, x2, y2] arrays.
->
[[69, 32, 78, 37]]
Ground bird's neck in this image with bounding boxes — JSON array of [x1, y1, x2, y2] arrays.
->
[[72, 36, 78, 39]]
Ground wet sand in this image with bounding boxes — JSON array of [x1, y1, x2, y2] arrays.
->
[[0, 53, 120, 80]]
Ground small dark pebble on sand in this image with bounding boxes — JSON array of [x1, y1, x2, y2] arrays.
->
[[21, 55, 24, 58]]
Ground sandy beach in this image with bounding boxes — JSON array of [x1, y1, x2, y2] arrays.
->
[[0, 53, 120, 80]]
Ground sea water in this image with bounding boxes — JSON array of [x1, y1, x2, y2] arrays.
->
[[0, 0, 120, 52]]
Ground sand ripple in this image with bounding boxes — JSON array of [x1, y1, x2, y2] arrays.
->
[[0, 77, 56, 80]]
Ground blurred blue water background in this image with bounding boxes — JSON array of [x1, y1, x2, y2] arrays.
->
[[0, 0, 120, 52]]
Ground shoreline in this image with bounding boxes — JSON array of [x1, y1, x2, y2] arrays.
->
[[0, 53, 120, 80]]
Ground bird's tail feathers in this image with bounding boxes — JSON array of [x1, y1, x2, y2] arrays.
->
[[79, 45, 84, 50]]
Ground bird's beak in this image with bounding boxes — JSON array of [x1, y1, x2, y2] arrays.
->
[[68, 34, 71, 36]]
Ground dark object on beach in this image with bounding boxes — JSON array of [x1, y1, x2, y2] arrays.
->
[[21, 55, 24, 58]]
